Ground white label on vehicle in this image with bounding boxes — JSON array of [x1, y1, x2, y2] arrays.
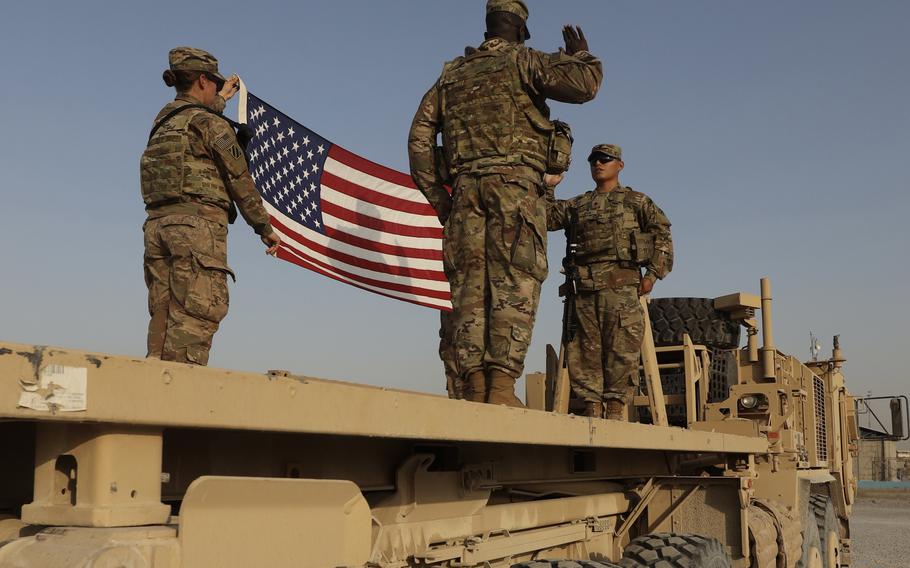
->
[[18, 365, 88, 412]]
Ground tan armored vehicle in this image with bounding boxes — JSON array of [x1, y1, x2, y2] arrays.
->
[[0, 278, 865, 567]]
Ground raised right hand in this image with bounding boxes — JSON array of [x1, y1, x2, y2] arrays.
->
[[562, 25, 589, 55], [219, 74, 241, 102]]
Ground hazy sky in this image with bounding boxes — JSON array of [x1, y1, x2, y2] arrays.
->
[[1, 1, 908, 406]]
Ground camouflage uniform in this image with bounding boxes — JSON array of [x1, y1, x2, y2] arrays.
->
[[546, 145, 673, 404], [141, 47, 273, 366], [408, 2, 602, 388]]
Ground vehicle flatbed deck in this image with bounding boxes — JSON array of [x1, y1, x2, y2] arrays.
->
[[0, 341, 766, 454]]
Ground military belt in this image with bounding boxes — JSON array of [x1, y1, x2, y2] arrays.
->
[[145, 200, 231, 226], [579, 260, 640, 275]]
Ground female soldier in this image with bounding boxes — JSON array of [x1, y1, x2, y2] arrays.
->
[[141, 47, 280, 365]]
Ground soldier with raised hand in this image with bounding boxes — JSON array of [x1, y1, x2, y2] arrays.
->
[[545, 145, 673, 419], [141, 47, 281, 366], [408, 0, 603, 406]]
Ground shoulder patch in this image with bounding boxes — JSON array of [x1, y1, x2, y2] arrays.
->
[[230, 144, 243, 160], [215, 133, 234, 151]]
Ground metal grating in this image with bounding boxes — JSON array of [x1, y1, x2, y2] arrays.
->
[[813, 375, 828, 462]]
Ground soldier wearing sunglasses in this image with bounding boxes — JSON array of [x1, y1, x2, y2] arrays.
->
[[544, 144, 673, 420]]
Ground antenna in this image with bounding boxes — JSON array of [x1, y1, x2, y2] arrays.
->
[[809, 331, 821, 361]]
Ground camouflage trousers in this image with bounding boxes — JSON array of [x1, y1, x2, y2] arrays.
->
[[443, 172, 548, 379], [143, 214, 234, 366], [567, 279, 644, 403], [438, 309, 462, 398]]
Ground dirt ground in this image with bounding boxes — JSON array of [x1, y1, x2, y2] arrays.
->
[[850, 490, 910, 568]]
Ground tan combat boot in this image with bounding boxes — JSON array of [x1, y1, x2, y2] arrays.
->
[[466, 370, 487, 403], [604, 399, 626, 421], [584, 400, 604, 418], [486, 369, 526, 408]]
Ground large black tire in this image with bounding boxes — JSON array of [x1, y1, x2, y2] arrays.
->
[[621, 533, 731, 568], [810, 494, 843, 568], [511, 562, 623, 568], [648, 298, 741, 349]]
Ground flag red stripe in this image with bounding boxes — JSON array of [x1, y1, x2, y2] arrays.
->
[[270, 216, 447, 282], [278, 244, 450, 300], [322, 170, 437, 216], [277, 247, 451, 309], [321, 201, 443, 239], [323, 226, 443, 261], [329, 145, 420, 189]]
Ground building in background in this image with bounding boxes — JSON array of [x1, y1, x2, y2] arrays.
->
[[856, 426, 907, 481]]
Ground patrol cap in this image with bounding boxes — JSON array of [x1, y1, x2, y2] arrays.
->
[[168, 47, 226, 82], [486, 0, 529, 21], [486, 0, 530, 39], [587, 144, 623, 162]]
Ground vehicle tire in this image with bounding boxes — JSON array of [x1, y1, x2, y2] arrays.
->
[[648, 298, 740, 349], [748, 504, 779, 568], [621, 533, 731, 567], [511, 561, 624, 568], [810, 494, 842, 568], [796, 510, 824, 568]]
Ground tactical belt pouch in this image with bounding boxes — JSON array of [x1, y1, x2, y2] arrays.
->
[[631, 231, 655, 264], [546, 120, 573, 174]]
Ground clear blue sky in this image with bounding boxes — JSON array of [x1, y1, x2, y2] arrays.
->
[[1, 1, 908, 403]]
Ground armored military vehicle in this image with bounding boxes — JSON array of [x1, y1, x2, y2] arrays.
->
[[0, 278, 868, 567]]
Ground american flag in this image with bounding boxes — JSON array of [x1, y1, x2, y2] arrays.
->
[[241, 93, 451, 310]]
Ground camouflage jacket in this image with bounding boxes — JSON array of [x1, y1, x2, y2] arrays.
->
[[546, 185, 673, 282], [142, 95, 273, 237], [408, 38, 602, 219]]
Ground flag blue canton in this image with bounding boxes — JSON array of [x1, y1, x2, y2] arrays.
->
[[245, 94, 331, 234]]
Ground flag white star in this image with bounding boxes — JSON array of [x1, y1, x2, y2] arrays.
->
[[302, 170, 310, 179], [282, 147, 290, 157], [272, 117, 280, 128], [292, 141, 300, 151], [287, 127, 295, 137], [307, 150, 314, 160], [317, 144, 325, 154], [314, 220, 321, 228], [302, 136, 310, 146], [276, 132, 285, 142], [297, 156, 305, 166], [311, 164, 319, 173], [309, 183, 316, 192]]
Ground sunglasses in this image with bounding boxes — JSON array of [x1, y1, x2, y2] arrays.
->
[[589, 156, 617, 165], [205, 73, 226, 91]]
